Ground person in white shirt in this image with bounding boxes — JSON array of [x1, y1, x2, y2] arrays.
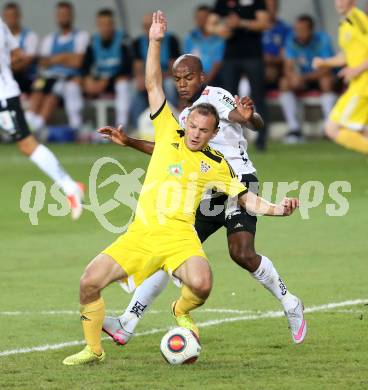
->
[[2, 2, 38, 93], [0, 16, 83, 219], [25, 1, 88, 132], [100, 52, 306, 344]]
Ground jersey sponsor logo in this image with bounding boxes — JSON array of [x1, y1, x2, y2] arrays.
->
[[200, 160, 211, 173], [80, 315, 91, 321], [168, 163, 183, 177], [202, 88, 210, 96], [219, 94, 236, 110]]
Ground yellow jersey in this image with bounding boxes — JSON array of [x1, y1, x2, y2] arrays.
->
[[339, 7, 368, 95], [133, 100, 247, 229]]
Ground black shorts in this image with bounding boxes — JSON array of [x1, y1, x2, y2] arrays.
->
[[14, 73, 34, 94], [32, 77, 59, 94], [0, 96, 31, 142], [195, 173, 259, 243]]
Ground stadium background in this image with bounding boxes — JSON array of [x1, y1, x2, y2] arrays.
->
[[11, 0, 364, 43], [0, 0, 367, 388]]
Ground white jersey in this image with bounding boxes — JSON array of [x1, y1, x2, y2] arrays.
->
[[0, 18, 21, 100], [179, 86, 256, 176]]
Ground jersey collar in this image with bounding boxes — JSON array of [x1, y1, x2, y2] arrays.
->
[[188, 84, 207, 104]]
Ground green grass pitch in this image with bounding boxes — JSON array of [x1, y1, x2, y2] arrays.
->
[[0, 141, 367, 389]]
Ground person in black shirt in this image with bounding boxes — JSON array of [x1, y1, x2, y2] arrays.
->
[[82, 8, 132, 127], [212, 0, 270, 150]]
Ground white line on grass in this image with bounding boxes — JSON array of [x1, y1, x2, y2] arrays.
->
[[0, 308, 258, 316], [0, 298, 366, 357]]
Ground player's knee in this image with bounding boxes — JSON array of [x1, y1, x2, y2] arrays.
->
[[80, 272, 102, 298], [17, 136, 38, 156], [229, 244, 257, 271], [189, 274, 212, 299], [325, 121, 339, 140]]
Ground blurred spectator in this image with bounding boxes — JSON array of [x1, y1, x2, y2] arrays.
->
[[25, 1, 88, 132], [130, 13, 180, 129], [184, 5, 224, 85], [82, 8, 132, 127], [262, 0, 291, 89], [2, 2, 39, 94], [211, 0, 270, 150], [280, 15, 337, 143]]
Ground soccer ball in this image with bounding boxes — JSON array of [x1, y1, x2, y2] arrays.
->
[[160, 327, 201, 365]]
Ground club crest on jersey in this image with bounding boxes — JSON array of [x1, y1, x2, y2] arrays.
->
[[200, 160, 211, 173], [168, 163, 183, 177]]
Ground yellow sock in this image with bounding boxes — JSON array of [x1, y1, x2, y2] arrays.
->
[[174, 285, 205, 316], [80, 297, 105, 355], [335, 129, 368, 154]]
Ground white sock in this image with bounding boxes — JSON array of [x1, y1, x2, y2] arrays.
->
[[64, 81, 83, 129], [279, 91, 300, 131], [251, 255, 298, 311], [119, 270, 169, 333], [25, 111, 45, 131], [320, 92, 337, 120], [29, 144, 78, 195], [115, 79, 131, 127]]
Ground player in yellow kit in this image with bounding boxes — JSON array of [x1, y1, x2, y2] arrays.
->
[[62, 10, 299, 366], [313, 0, 368, 154]]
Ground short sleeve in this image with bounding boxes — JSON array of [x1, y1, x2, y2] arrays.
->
[[3, 23, 18, 50], [40, 34, 53, 56], [74, 31, 89, 54], [207, 87, 236, 121], [214, 158, 248, 198], [24, 31, 39, 55], [285, 36, 296, 59], [150, 100, 182, 143]]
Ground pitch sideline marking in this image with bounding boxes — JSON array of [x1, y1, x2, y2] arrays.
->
[[0, 298, 366, 357]]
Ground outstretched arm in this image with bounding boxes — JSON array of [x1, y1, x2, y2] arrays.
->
[[145, 11, 167, 115], [97, 126, 155, 155], [228, 96, 264, 131], [239, 191, 299, 216]]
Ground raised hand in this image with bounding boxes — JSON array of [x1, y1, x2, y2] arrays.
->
[[97, 125, 129, 146], [234, 95, 254, 122], [149, 10, 167, 41]]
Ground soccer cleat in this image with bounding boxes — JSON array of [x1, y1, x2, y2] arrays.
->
[[67, 182, 85, 220], [62, 345, 105, 366], [102, 316, 133, 346], [284, 298, 307, 344], [171, 301, 199, 338]]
